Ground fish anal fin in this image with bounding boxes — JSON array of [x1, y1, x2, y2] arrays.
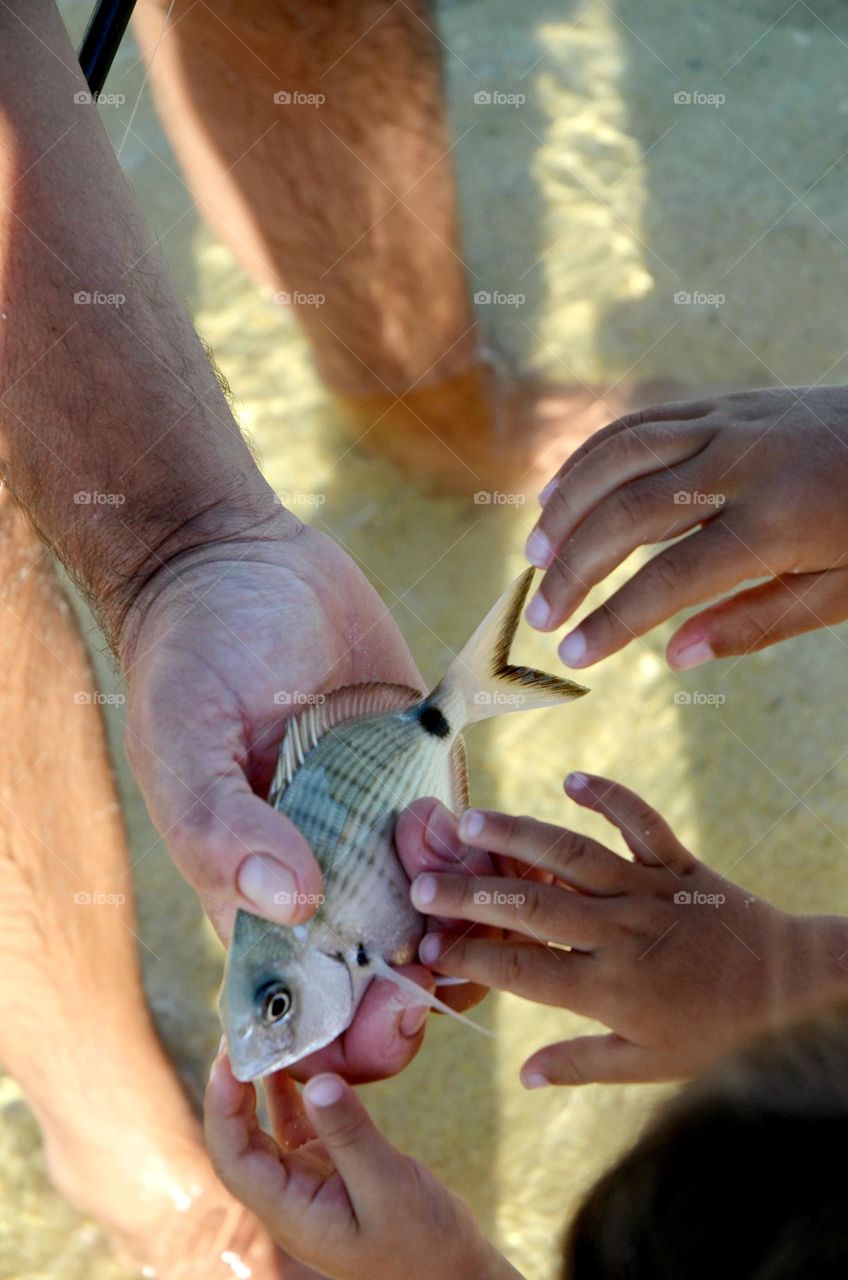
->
[[268, 681, 424, 806]]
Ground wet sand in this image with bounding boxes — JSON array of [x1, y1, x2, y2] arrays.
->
[[4, 1, 848, 1276]]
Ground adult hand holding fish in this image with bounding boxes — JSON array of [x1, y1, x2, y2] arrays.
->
[[122, 523, 457, 1083], [524, 386, 848, 668], [203, 1053, 525, 1280]]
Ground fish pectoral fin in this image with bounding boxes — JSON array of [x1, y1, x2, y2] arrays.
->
[[367, 953, 494, 1040], [268, 681, 425, 805]]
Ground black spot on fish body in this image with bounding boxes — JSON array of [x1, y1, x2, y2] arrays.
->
[[417, 703, 451, 738], [356, 944, 370, 967]]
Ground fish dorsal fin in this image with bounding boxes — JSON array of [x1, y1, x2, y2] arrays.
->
[[436, 568, 590, 725], [451, 734, 470, 812], [268, 681, 424, 806]]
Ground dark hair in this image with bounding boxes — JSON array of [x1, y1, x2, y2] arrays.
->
[[563, 1000, 848, 1279]]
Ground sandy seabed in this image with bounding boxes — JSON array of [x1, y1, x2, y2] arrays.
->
[[4, 1, 848, 1277]]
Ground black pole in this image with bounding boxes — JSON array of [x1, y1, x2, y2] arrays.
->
[[78, 0, 139, 97]]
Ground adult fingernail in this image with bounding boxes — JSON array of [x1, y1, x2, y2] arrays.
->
[[522, 1071, 551, 1090], [411, 874, 437, 908], [238, 855, 298, 919], [558, 629, 588, 666], [458, 809, 484, 839], [526, 593, 550, 628], [425, 804, 461, 859], [672, 640, 714, 671], [538, 480, 557, 505], [304, 1075, 345, 1108], [400, 1005, 429, 1037], [525, 529, 553, 569], [419, 934, 443, 964]]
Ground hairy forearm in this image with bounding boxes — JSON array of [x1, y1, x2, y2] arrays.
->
[[0, 0, 290, 650]]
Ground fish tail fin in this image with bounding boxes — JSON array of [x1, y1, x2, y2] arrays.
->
[[436, 567, 589, 724], [369, 954, 494, 1040]]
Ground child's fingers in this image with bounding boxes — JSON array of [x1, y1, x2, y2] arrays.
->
[[302, 1075, 403, 1219], [264, 1071, 318, 1152], [418, 933, 595, 1012], [538, 396, 714, 496], [529, 470, 708, 632], [456, 808, 636, 894], [395, 798, 496, 891], [204, 1053, 290, 1210], [565, 772, 694, 873], [521, 1034, 661, 1087], [412, 873, 615, 948], [667, 569, 848, 667], [555, 517, 750, 669]]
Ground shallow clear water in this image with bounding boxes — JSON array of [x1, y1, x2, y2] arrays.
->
[[5, 1, 848, 1276]]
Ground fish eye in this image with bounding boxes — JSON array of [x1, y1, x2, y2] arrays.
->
[[258, 981, 292, 1025]]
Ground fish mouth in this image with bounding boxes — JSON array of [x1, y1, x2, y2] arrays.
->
[[229, 1047, 297, 1084]]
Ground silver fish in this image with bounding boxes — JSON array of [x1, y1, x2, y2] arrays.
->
[[220, 568, 588, 1081]]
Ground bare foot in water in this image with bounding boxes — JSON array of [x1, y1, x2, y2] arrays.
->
[[0, 497, 322, 1280], [337, 367, 687, 496]]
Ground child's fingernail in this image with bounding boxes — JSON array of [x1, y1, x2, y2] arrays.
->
[[526, 593, 550, 628], [672, 640, 714, 671], [419, 933, 443, 964], [522, 1071, 551, 1090], [559, 629, 588, 666], [400, 1004, 430, 1037], [538, 479, 557, 505], [304, 1075, 345, 1108], [459, 809, 484, 839], [411, 874, 438, 908], [525, 529, 553, 569], [216, 1034, 227, 1058], [566, 771, 589, 791]]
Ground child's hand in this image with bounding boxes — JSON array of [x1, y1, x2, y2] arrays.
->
[[204, 1058, 523, 1280], [406, 773, 848, 1085], [524, 386, 848, 669]]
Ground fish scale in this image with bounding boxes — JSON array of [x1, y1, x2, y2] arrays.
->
[[220, 568, 589, 1081]]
